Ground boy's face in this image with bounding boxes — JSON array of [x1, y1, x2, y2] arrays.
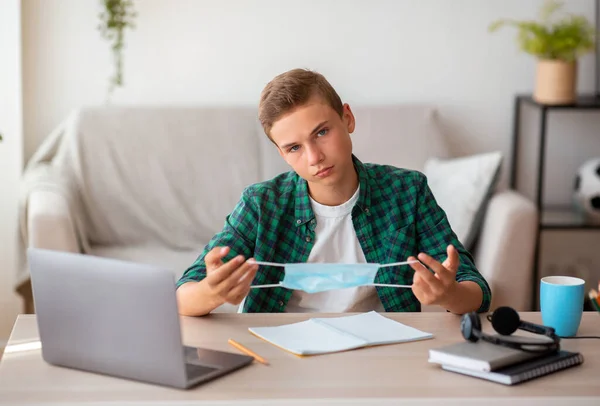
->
[[269, 97, 356, 190]]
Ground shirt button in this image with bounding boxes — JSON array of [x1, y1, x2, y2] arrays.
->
[[310, 219, 316, 224], [278, 301, 284, 307], [305, 236, 312, 242], [365, 208, 370, 215], [296, 219, 301, 224]]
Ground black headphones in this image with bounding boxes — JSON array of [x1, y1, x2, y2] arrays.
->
[[460, 306, 560, 353]]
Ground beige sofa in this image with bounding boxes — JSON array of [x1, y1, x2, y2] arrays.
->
[[17, 105, 537, 313]]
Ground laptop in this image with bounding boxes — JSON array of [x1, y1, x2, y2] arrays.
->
[[27, 248, 253, 389]]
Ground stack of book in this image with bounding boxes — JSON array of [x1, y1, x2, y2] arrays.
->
[[428, 340, 584, 385]]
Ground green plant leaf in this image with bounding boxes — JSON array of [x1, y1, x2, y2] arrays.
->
[[98, 0, 136, 98], [540, 0, 562, 22], [488, 0, 595, 61], [488, 19, 508, 33]]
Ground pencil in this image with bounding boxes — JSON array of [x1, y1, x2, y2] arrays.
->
[[228, 339, 270, 366]]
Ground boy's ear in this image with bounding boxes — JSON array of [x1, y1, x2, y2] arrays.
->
[[343, 103, 356, 134]]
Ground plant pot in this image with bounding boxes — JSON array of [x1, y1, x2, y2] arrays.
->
[[533, 59, 577, 105]]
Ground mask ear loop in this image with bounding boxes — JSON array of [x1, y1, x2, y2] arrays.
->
[[249, 260, 285, 267], [378, 260, 420, 268], [248, 261, 285, 289], [372, 260, 420, 288]]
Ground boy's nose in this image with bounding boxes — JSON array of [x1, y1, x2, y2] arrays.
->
[[306, 144, 325, 166]]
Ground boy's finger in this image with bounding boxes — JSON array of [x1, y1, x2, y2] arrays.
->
[[411, 274, 433, 297], [220, 260, 257, 290], [227, 283, 252, 305], [205, 246, 229, 271], [226, 269, 257, 303], [237, 259, 259, 283], [442, 244, 459, 274], [417, 252, 453, 283], [409, 256, 438, 287], [207, 255, 245, 285]]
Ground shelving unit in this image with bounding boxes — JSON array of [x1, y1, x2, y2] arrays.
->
[[542, 206, 600, 229], [510, 94, 600, 309]]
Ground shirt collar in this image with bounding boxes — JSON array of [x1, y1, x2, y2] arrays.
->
[[294, 154, 371, 226]]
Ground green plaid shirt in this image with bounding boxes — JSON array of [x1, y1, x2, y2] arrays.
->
[[177, 155, 491, 313]]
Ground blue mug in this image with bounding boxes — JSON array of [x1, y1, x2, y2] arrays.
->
[[540, 276, 585, 337]]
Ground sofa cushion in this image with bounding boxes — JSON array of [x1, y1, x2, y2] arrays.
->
[[88, 244, 239, 313], [88, 244, 201, 279], [257, 121, 292, 181], [350, 105, 450, 171], [424, 151, 503, 250], [73, 107, 261, 249]]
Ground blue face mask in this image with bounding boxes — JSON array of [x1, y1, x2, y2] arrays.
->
[[249, 261, 415, 293]]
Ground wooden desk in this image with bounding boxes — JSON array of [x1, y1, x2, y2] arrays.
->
[[0, 312, 598, 405]]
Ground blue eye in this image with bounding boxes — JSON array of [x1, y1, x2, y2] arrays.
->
[[288, 145, 300, 153], [317, 128, 328, 137]]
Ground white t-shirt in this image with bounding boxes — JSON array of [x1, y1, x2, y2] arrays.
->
[[285, 186, 385, 313]]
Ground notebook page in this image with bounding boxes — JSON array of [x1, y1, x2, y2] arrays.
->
[[314, 311, 433, 345], [249, 319, 367, 356]]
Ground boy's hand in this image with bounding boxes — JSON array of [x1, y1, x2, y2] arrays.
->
[[408, 244, 460, 308], [203, 246, 258, 306]]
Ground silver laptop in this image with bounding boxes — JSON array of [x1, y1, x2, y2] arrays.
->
[[27, 248, 253, 389]]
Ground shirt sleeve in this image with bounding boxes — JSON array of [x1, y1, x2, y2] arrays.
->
[[176, 188, 259, 288], [413, 172, 492, 313]]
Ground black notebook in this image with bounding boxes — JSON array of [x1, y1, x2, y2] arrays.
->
[[441, 350, 584, 385]]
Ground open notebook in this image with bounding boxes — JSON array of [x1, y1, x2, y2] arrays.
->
[[249, 311, 433, 356]]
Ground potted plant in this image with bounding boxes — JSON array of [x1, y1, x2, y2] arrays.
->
[[98, 0, 136, 99], [489, 0, 595, 105]]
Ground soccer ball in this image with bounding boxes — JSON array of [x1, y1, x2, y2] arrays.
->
[[573, 158, 600, 223]]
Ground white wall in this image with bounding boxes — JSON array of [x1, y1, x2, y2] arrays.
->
[[8, 0, 600, 324], [21, 0, 599, 196], [0, 0, 24, 341]]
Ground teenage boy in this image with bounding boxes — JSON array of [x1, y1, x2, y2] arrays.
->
[[176, 69, 491, 316]]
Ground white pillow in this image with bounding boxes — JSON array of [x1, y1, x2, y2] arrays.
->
[[423, 151, 503, 250]]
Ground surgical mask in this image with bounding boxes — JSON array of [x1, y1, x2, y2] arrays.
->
[[249, 260, 417, 293]]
